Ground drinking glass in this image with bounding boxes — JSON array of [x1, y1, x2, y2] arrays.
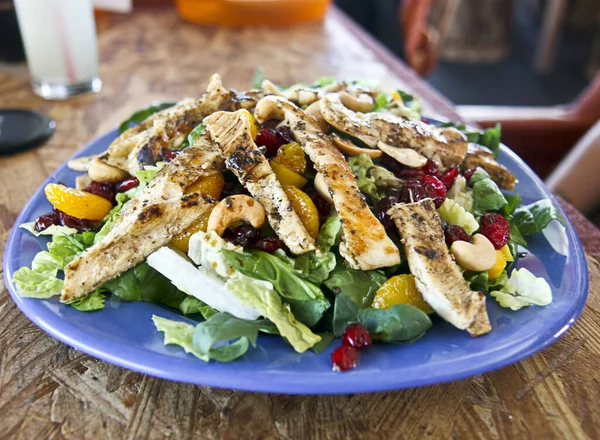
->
[[14, 0, 102, 100]]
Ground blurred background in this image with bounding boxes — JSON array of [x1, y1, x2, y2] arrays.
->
[[1, 0, 599, 219]]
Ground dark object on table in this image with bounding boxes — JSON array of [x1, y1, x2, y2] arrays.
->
[[0, 0, 25, 62], [0, 109, 55, 155]]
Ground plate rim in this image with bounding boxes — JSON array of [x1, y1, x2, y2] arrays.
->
[[3, 127, 589, 394]]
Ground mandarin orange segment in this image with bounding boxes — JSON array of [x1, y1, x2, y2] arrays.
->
[[44, 183, 113, 221], [271, 160, 307, 188], [283, 185, 320, 238], [170, 210, 211, 253], [372, 274, 434, 314], [273, 142, 306, 174], [240, 109, 259, 140], [185, 172, 224, 199]]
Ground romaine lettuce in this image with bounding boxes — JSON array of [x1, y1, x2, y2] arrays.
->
[[490, 268, 552, 311], [437, 198, 479, 234], [20, 222, 77, 237], [69, 288, 106, 311], [471, 168, 508, 215], [513, 199, 566, 236], [348, 154, 380, 202]]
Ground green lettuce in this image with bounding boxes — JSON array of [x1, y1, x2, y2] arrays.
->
[[69, 289, 106, 311], [437, 198, 479, 234], [442, 122, 501, 158], [222, 249, 329, 327], [226, 275, 321, 353], [513, 199, 566, 236], [348, 154, 380, 202], [252, 67, 264, 89], [118, 101, 177, 134], [187, 123, 206, 146], [135, 162, 167, 187], [153, 315, 209, 361], [490, 268, 552, 311], [471, 168, 508, 215], [20, 222, 77, 237], [447, 175, 474, 213], [94, 190, 136, 243], [294, 216, 341, 284], [324, 264, 387, 308]]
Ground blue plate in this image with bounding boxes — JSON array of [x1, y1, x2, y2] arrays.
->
[[3, 128, 589, 394]]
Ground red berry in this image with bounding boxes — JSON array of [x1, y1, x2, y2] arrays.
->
[[421, 118, 429, 124], [380, 155, 424, 180], [163, 149, 181, 161], [478, 213, 510, 249], [444, 225, 470, 246], [397, 181, 423, 204], [422, 159, 439, 177], [58, 210, 100, 232], [255, 128, 281, 157], [463, 168, 476, 182], [34, 211, 61, 232], [254, 236, 287, 253], [421, 175, 447, 208], [441, 167, 459, 189], [341, 323, 372, 349], [117, 177, 140, 193], [375, 196, 398, 230], [84, 181, 116, 202], [331, 345, 360, 372], [275, 125, 295, 144]]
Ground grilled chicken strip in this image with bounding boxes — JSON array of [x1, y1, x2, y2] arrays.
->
[[462, 144, 516, 190], [99, 74, 236, 175], [255, 96, 400, 270], [389, 199, 491, 336], [61, 140, 223, 301], [320, 93, 468, 168], [204, 110, 316, 255]]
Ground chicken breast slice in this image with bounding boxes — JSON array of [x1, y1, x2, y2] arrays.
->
[[462, 144, 517, 190], [61, 142, 223, 301], [98, 74, 236, 175], [320, 93, 468, 168], [204, 110, 316, 255], [389, 199, 491, 336], [255, 95, 400, 270]]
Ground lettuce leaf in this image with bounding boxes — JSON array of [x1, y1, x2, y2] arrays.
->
[[490, 268, 552, 311], [513, 199, 566, 236], [94, 190, 136, 243], [187, 123, 206, 146], [152, 315, 209, 361], [222, 249, 329, 327], [447, 175, 474, 213], [324, 264, 387, 308], [442, 122, 501, 158], [437, 198, 479, 234], [69, 289, 106, 311], [348, 154, 380, 202], [293, 216, 340, 284], [471, 168, 508, 215], [135, 162, 167, 187], [20, 222, 78, 237], [252, 67, 264, 89], [226, 275, 321, 353], [118, 101, 177, 134]]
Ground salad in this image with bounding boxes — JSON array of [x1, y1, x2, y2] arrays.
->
[[12, 73, 566, 371]]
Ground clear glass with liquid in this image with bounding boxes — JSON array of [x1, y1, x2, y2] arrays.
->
[[14, 0, 102, 100]]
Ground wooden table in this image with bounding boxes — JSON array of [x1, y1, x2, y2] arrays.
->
[[1, 6, 599, 439]]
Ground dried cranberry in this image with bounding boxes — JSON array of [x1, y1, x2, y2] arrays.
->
[[261, 119, 279, 131], [375, 196, 398, 230], [422, 159, 439, 177], [341, 323, 372, 349], [331, 345, 360, 372], [441, 167, 459, 189], [58, 211, 99, 232], [163, 149, 181, 161], [228, 224, 259, 249], [421, 118, 430, 124], [444, 225, 470, 246], [397, 180, 423, 204], [117, 177, 140, 193], [221, 180, 249, 199], [305, 188, 331, 217], [380, 155, 425, 180], [421, 175, 446, 208], [275, 125, 295, 144], [478, 213, 510, 249], [84, 181, 116, 202], [463, 168, 476, 182], [255, 128, 280, 157], [34, 211, 61, 232], [254, 236, 287, 254]]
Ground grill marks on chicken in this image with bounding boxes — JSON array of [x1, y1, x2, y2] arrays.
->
[[255, 95, 400, 270], [204, 110, 316, 255], [61, 145, 223, 301], [320, 93, 468, 168], [389, 199, 491, 336], [98, 74, 236, 175]]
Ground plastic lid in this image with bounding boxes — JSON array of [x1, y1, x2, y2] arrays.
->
[[0, 109, 55, 154]]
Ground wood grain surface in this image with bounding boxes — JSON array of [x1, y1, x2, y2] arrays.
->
[[0, 6, 598, 439]]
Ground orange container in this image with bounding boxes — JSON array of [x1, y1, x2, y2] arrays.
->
[[176, 0, 331, 26]]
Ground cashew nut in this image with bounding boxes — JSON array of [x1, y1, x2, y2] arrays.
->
[[284, 88, 320, 106], [207, 195, 266, 236], [314, 172, 334, 205], [305, 100, 329, 132], [450, 234, 496, 272], [377, 141, 427, 168], [338, 91, 374, 113], [68, 155, 96, 172], [88, 158, 129, 182], [332, 133, 382, 158]]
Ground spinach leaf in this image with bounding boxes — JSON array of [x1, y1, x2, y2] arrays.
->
[[118, 101, 177, 134], [513, 199, 566, 236], [324, 265, 387, 308], [332, 294, 360, 336], [311, 332, 335, 354], [357, 304, 432, 343], [471, 168, 508, 215]]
